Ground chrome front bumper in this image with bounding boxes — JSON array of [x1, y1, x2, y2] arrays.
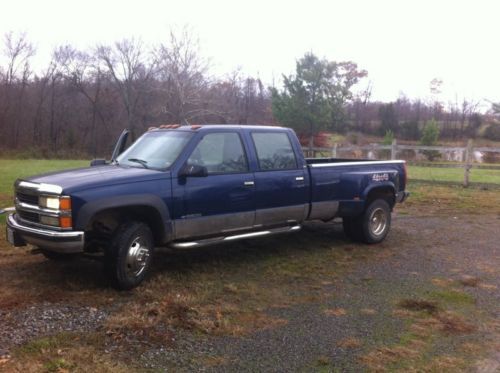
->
[[6, 214, 85, 253]]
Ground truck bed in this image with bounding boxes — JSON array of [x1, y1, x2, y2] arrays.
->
[[305, 157, 407, 221]]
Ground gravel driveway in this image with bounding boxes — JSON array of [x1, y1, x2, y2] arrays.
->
[[141, 214, 500, 372], [1, 213, 499, 372]]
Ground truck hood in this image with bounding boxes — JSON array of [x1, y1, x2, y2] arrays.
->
[[23, 165, 171, 193]]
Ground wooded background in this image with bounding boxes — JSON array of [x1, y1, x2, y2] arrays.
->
[[1, 29, 499, 158]]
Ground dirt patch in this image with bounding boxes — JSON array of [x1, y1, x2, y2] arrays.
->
[[398, 299, 439, 314]]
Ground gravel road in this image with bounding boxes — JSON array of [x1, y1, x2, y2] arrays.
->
[[141, 214, 500, 371], [1, 213, 499, 372]]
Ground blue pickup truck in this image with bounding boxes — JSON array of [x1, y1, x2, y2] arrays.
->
[[4, 125, 408, 289]]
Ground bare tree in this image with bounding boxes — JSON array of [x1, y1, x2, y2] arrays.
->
[[0, 31, 35, 147], [97, 38, 157, 138], [155, 27, 212, 123], [56, 45, 110, 155]]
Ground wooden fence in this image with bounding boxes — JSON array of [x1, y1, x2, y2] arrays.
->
[[304, 140, 500, 187]]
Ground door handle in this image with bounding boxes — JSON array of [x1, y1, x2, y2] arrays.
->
[[295, 176, 304, 181], [244, 181, 255, 186]]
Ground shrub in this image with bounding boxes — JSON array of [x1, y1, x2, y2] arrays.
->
[[484, 122, 500, 141], [420, 119, 441, 161]]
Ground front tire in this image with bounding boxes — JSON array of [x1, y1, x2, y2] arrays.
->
[[105, 222, 154, 290]]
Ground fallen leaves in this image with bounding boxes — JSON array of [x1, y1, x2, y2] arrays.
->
[[324, 308, 347, 316]]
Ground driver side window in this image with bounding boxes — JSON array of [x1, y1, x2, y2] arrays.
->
[[187, 132, 248, 174]]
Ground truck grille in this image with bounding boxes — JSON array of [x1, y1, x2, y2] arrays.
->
[[17, 210, 39, 223], [16, 191, 39, 205], [15, 185, 41, 224]]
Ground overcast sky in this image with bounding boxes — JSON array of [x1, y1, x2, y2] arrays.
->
[[2, 0, 499, 109]]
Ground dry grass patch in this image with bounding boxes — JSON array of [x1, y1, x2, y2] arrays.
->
[[197, 355, 230, 368], [6, 333, 133, 373], [359, 345, 421, 372], [458, 275, 480, 287], [324, 308, 347, 316], [106, 292, 288, 340], [436, 312, 476, 335], [422, 355, 466, 372], [431, 277, 454, 287], [337, 337, 362, 349], [478, 283, 497, 290]]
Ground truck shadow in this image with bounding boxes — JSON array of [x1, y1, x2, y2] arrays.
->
[[151, 221, 351, 275], [1, 221, 357, 298]]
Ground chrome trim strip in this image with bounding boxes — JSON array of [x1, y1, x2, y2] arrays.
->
[[15, 215, 70, 232], [0, 207, 15, 215], [173, 242, 199, 248], [309, 160, 405, 168], [18, 181, 63, 195], [170, 225, 301, 249], [224, 231, 270, 240], [8, 214, 83, 239], [15, 201, 71, 217], [7, 214, 85, 243]]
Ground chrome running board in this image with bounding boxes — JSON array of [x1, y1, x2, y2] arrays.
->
[[170, 225, 301, 249]]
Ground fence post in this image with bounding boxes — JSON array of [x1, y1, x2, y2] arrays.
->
[[391, 139, 397, 160], [463, 139, 473, 188], [332, 143, 337, 158]]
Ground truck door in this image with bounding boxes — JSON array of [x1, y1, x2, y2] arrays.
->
[[250, 131, 308, 227], [173, 131, 255, 239]]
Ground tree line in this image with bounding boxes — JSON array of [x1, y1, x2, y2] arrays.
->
[[0, 30, 499, 158]]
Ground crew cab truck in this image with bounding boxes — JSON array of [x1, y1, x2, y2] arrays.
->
[[4, 125, 409, 289]]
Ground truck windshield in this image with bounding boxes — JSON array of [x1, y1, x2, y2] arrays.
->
[[116, 131, 193, 170]]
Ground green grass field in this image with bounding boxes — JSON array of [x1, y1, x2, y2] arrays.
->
[[408, 165, 500, 184], [0, 159, 88, 206]]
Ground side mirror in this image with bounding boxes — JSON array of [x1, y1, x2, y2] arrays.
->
[[179, 164, 208, 178], [90, 159, 107, 167]]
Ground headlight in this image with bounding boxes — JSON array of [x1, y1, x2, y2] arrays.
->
[[39, 196, 71, 210], [39, 196, 60, 209]]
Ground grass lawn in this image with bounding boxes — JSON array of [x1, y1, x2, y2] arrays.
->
[[0, 159, 88, 201], [408, 165, 500, 184]]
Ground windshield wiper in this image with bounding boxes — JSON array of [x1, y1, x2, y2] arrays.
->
[[127, 158, 149, 169]]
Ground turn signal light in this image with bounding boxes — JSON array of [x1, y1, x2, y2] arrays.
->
[[59, 197, 72, 210], [59, 216, 72, 229]]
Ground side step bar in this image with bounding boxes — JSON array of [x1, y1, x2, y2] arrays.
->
[[170, 225, 301, 249]]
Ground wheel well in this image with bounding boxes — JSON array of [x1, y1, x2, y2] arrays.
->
[[86, 205, 165, 245], [366, 187, 396, 209]]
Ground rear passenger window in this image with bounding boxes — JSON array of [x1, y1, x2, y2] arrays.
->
[[252, 132, 297, 171], [188, 132, 248, 174]]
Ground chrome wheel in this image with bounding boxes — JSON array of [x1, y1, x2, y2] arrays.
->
[[125, 237, 151, 278], [369, 208, 387, 236]]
